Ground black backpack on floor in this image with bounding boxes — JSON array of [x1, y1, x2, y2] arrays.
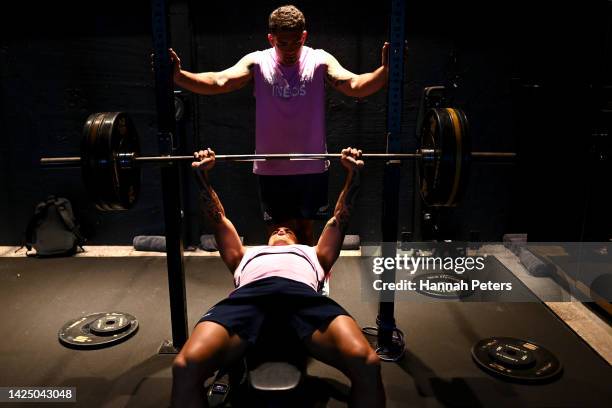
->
[[25, 196, 86, 257]]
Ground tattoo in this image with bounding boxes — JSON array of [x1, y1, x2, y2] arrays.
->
[[333, 169, 361, 232], [321, 217, 339, 234], [197, 172, 225, 225]]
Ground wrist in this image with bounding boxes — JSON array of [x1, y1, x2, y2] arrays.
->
[[380, 65, 389, 78], [174, 69, 186, 86], [344, 167, 360, 180], [194, 168, 210, 189]]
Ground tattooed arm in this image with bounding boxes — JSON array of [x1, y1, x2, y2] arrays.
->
[[316, 147, 364, 273], [323, 43, 389, 98], [193, 149, 245, 272], [171, 49, 255, 95]]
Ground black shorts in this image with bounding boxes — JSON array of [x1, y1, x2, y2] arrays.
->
[[197, 277, 350, 345], [258, 172, 329, 224]]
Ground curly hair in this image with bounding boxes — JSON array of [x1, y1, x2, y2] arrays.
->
[[268, 5, 305, 33]]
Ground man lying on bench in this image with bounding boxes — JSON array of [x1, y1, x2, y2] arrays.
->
[[171, 147, 385, 407]]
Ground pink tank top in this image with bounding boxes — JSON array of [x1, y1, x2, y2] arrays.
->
[[252, 46, 329, 175], [233, 245, 326, 292]]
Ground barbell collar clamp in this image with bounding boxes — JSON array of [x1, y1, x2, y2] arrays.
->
[[116, 153, 136, 169]]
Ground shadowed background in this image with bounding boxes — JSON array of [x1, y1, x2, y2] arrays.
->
[[1, 0, 610, 245]]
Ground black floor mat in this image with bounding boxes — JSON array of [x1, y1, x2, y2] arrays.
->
[[0, 256, 610, 407]]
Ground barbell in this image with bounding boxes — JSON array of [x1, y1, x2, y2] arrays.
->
[[40, 109, 515, 211]]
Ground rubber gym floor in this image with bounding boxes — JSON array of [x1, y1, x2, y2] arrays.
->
[[1, 254, 611, 407]]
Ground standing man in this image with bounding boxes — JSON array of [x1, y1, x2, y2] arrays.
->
[[171, 5, 389, 244]]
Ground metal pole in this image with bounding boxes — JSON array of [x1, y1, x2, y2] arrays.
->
[[378, 0, 406, 357], [134, 153, 422, 162], [151, 0, 188, 353], [40, 151, 516, 167]]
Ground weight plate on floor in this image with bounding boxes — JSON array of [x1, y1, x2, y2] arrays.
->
[[58, 311, 138, 349], [472, 337, 562, 383], [89, 312, 133, 335], [412, 272, 474, 299]]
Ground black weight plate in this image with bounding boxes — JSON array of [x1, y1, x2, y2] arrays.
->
[[82, 113, 111, 210], [472, 337, 563, 383], [418, 108, 470, 207], [443, 108, 470, 206], [412, 272, 474, 299], [453, 108, 471, 205], [108, 112, 140, 210], [418, 109, 440, 206], [436, 108, 455, 205], [81, 112, 140, 211], [58, 311, 138, 349], [89, 313, 133, 335], [487, 342, 535, 368]]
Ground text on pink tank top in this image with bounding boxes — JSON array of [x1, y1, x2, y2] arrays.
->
[[253, 46, 329, 175]]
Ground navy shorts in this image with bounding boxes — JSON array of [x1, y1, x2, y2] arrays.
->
[[258, 172, 329, 224], [198, 277, 350, 345]]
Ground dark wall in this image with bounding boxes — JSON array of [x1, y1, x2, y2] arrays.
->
[[1, 1, 161, 244], [507, 2, 612, 241], [1, 1, 609, 245]]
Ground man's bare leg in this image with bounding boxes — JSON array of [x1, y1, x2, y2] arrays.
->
[[172, 321, 248, 408], [304, 315, 386, 407]]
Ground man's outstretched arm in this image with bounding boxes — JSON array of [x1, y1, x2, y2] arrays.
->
[[324, 42, 389, 98], [316, 147, 363, 273], [170, 49, 255, 95], [193, 149, 245, 271]]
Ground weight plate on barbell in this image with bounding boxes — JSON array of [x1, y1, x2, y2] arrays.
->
[[81, 112, 141, 211], [42, 107, 490, 211], [58, 311, 138, 349], [419, 108, 470, 207], [472, 337, 562, 383]]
